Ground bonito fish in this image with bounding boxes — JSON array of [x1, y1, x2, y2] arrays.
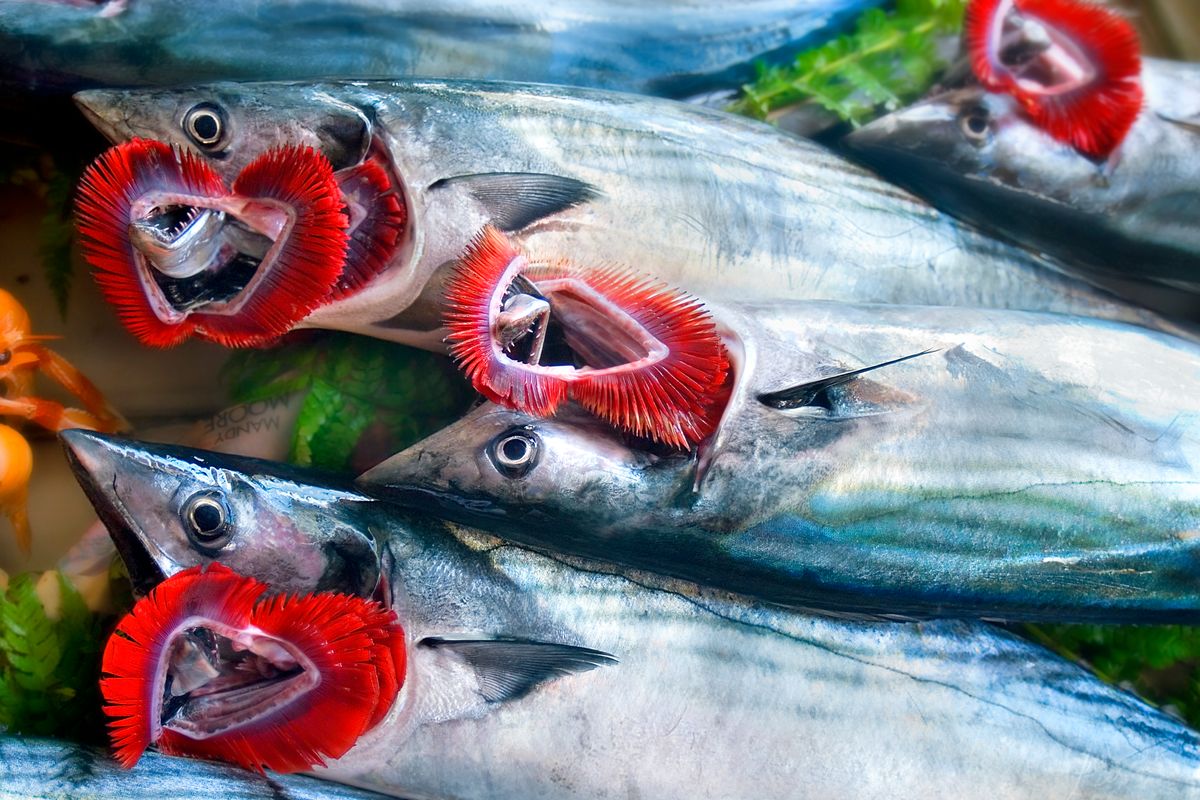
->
[[62, 429, 1200, 800], [845, 58, 1200, 292], [0, 734, 395, 800], [0, 0, 883, 99], [362, 299, 1200, 623], [71, 80, 1174, 350]]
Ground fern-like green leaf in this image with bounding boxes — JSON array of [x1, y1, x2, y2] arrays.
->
[[0, 572, 107, 742], [729, 0, 967, 124], [226, 333, 473, 473], [0, 575, 62, 692]]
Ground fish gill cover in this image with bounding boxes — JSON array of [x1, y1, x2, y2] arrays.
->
[[965, 0, 1144, 157], [101, 563, 404, 772], [443, 226, 730, 450]]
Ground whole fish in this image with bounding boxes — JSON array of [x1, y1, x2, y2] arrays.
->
[[71, 80, 1176, 351], [0, 734, 395, 800], [0, 0, 883, 100], [845, 58, 1200, 292], [61, 429, 1200, 800], [361, 299, 1200, 623]]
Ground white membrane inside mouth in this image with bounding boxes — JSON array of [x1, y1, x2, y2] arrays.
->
[[159, 622, 318, 740], [129, 195, 287, 315], [495, 272, 667, 377]]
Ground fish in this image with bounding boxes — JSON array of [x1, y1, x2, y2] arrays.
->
[[61, 429, 1200, 799], [70, 79, 1180, 350], [360, 299, 1200, 623], [844, 58, 1200, 293], [0, 733, 397, 800], [0, 0, 882, 100]]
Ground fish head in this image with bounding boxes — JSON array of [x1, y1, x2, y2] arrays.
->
[[846, 88, 1021, 178], [75, 83, 375, 179], [61, 429, 381, 598], [358, 401, 680, 535], [73, 83, 412, 347], [845, 86, 1094, 209]]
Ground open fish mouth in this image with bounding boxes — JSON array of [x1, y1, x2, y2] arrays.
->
[[159, 620, 317, 740], [965, 0, 1142, 158], [102, 563, 406, 773], [75, 139, 406, 347], [443, 226, 731, 449]]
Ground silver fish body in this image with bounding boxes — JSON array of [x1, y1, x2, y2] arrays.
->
[[362, 300, 1200, 622], [0, 734, 394, 800], [72, 80, 1177, 350], [845, 58, 1200, 292], [60, 430, 1200, 800], [0, 0, 883, 99]]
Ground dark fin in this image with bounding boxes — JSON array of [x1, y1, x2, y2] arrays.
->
[[429, 172, 602, 231], [419, 637, 617, 702], [758, 348, 938, 410], [1156, 110, 1200, 136]]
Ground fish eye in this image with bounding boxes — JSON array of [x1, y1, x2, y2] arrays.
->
[[181, 490, 233, 549], [489, 428, 540, 479], [0, 350, 11, 366], [959, 107, 992, 144], [183, 103, 227, 150]]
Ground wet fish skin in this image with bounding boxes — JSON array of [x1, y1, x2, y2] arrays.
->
[[72, 80, 1177, 349], [845, 58, 1200, 290], [0, 0, 882, 99], [60, 429, 1200, 800], [361, 300, 1200, 623], [0, 734, 396, 800]]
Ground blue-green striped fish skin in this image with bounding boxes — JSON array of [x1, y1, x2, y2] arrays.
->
[[0, 734, 395, 800], [72, 80, 1180, 351], [845, 59, 1200, 292], [57, 430, 1200, 799], [0, 0, 881, 99], [360, 300, 1200, 623]]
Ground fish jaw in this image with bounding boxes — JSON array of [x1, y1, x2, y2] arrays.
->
[[61, 429, 176, 594], [61, 430, 382, 598]]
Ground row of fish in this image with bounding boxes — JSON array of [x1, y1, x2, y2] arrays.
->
[[58, 430, 1200, 799], [7, 0, 1200, 796]]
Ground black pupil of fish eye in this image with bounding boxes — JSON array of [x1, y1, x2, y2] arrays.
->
[[501, 436, 530, 464], [188, 109, 221, 144], [0, 350, 11, 366], [190, 499, 224, 536], [964, 112, 989, 137]]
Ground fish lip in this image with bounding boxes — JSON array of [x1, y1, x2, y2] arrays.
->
[[60, 429, 169, 595]]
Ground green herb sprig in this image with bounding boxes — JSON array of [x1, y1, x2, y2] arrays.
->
[[0, 573, 104, 741], [730, 0, 967, 124], [223, 333, 473, 473]]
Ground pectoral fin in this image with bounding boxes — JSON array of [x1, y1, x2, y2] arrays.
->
[[419, 637, 617, 702], [429, 172, 601, 231]]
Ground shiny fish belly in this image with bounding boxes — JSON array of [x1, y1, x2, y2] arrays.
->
[[0, 734, 395, 800]]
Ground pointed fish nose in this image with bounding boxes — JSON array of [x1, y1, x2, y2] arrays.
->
[[73, 89, 127, 144], [60, 429, 168, 595], [60, 427, 121, 481]]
